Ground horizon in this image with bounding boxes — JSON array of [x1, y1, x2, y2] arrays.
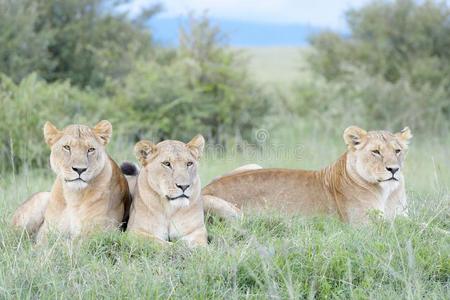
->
[[147, 17, 324, 47], [123, 0, 373, 46]]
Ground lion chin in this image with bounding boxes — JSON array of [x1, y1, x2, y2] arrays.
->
[[65, 179, 89, 190], [379, 179, 400, 191], [168, 197, 190, 209]]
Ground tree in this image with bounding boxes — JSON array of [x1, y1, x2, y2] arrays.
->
[[0, 0, 53, 83], [297, 0, 450, 133], [111, 16, 270, 145], [0, 0, 160, 87], [309, 0, 450, 86]]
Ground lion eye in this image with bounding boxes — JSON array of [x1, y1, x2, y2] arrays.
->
[[371, 150, 381, 156], [187, 161, 193, 167], [162, 161, 171, 168], [63, 145, 71, 151], [395, 149, 401, 154], [88, 147, 95, 153]]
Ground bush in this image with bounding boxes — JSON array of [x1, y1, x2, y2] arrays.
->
[[0, 0, 53, 84], [292, 69, 450, 133], [0, 13, 272, 171], [0, 25, 271, 170], [0, 73, 108, 171], [309, 0, 450, 84], [294, 0, 450, 133], [109, 16, 270, 145], [0, 0, 159, 88]]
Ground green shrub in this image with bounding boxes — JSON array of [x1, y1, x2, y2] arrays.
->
[[0, 0, 53, 84], [309, 0, 450, 84], [109, 16, 270, 145], [0, 0, 158, 88], [292, 69, 450, 133], [0, 14, 272, 171], [0, 73, 108, 171], [294, 0, 450, 133]]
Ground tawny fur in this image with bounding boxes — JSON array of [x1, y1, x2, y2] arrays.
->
[[122, 162, 243, 223], [11, 121, 131, 242], [127, 136, 210, 246], [202, 127, 412, 224], [11, 192, 50, 235]]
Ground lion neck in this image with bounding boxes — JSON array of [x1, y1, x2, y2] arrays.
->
[[54, 157, 113, 206], [343, 153, 382, 193], [322, 152, 391, 220], [136, 172, 163, 208]]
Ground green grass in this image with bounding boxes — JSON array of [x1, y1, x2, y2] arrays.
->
[[0, 213, 448, 298], [0, 47, 449, 298], [0, 119, 449, 299]]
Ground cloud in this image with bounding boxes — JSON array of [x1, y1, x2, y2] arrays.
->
[[126, 0, 371, 29]]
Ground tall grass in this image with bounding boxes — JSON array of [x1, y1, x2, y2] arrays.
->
[[0, 119, 448, 298]]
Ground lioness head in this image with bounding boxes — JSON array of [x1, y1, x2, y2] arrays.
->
[[43, 120, 112, 190], [343, 126, 413, 184], [134, 135, 205, 208]]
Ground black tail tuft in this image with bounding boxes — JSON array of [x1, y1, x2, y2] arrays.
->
[[120, 162, 138, 176]]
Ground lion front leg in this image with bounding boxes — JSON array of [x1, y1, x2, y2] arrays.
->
[[128, 228, 171, 246], [181, 226, 208, 247], [384, 182, 409, 220], [12, 192, 50, 236], [202, 195, 242, 220], [35, 220, 50, 245]]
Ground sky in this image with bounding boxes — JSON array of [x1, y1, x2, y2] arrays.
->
[[122, 0, 374, 46], [127, 0, 371, 29]]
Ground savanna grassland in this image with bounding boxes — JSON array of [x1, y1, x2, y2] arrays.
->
[[1, 0, 450, 298], [1, 106, 449, 299]]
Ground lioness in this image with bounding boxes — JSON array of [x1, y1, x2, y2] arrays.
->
[[12, 121, 131, 242], [202, 126, 413, 224], [126, 135, 240, 246]]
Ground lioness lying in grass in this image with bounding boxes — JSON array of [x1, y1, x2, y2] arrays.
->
[[203, 126, 414, 224]]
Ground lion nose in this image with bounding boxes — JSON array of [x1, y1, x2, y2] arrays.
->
[[386, 167, 399, 175], [176, 184, 190, 192], [72, 167, 87, 175]]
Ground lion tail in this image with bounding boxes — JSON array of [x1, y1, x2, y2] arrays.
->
[[120, 162, 139, 176], [120, 162, 139, 197]]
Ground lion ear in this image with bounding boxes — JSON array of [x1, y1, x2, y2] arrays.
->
[[187, 134, 205, 159], [43, 121, 62, 147], [343, 126, 367, 150], [395, 127, 413, 146], [92, 120, 112, 145], [134, 140, 157, 166]]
